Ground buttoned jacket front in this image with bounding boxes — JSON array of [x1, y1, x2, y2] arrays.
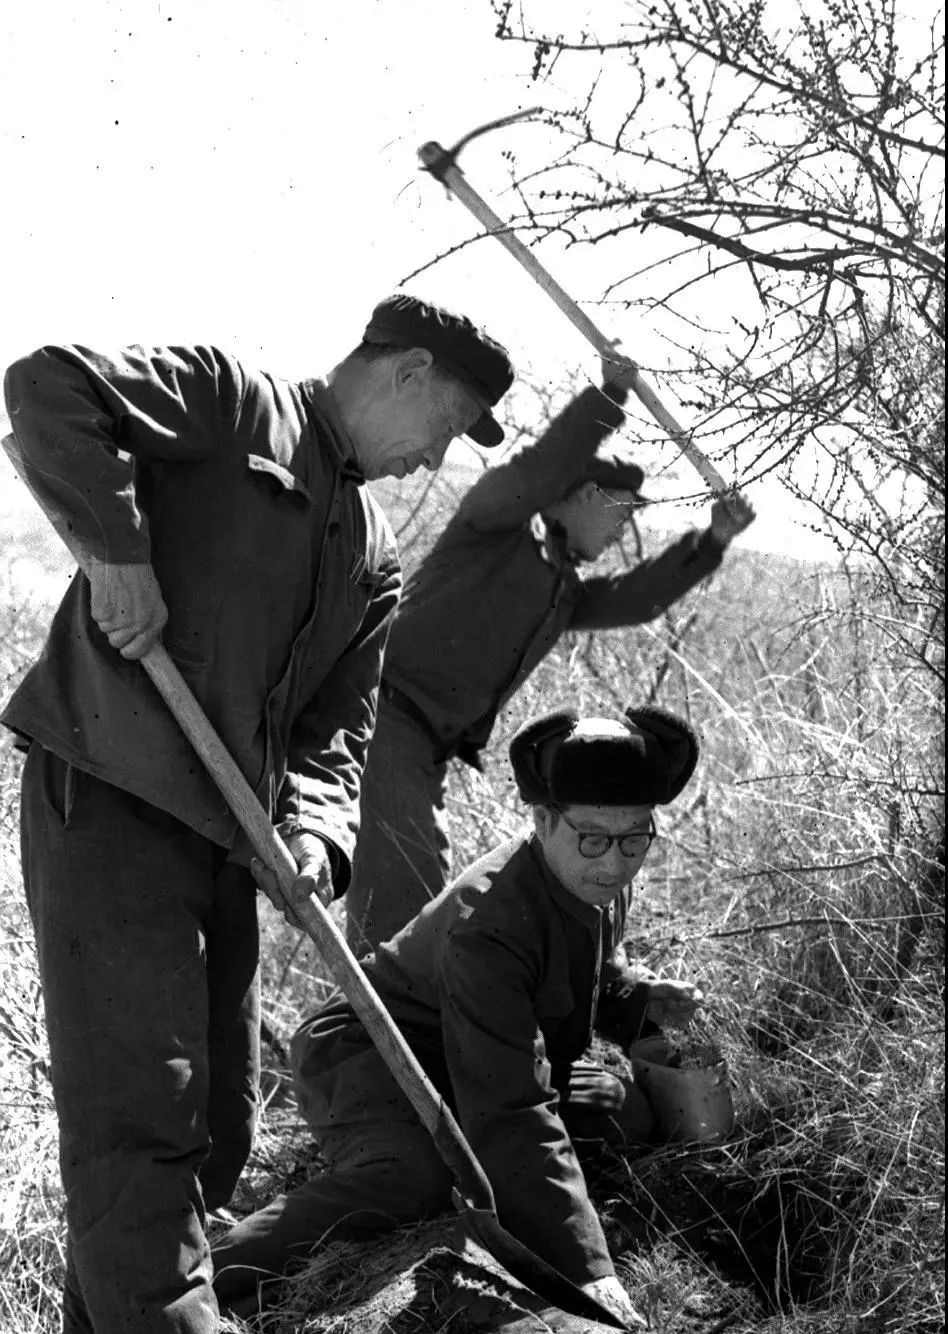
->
[[2, 345, 401, 882], [293, 833, 647, 1284]]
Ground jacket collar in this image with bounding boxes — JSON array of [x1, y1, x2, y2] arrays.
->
[[531, 514, 578, 570], [298, 378, 365, 482]]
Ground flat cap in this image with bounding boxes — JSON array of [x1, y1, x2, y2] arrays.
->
[[510, 704, 698, 807], [363, 294, 514, 447]]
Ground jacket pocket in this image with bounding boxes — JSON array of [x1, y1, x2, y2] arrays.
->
[[63, 761, 79, 828], [40, 750, 83, 829], [246, 454, 312, 501], [165, 638, 210, 670]]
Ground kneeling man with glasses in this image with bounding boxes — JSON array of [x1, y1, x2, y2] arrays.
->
[[213, 704, 704, 1328]]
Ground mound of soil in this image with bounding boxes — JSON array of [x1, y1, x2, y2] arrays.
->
[[268, 1218, 623, 1333]]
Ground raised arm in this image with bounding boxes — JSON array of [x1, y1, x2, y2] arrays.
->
[[571, 492, 755, 629], [458, 356, 639, 534]]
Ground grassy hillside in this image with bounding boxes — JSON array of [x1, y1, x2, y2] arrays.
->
[[0, 473, 943, 1333]]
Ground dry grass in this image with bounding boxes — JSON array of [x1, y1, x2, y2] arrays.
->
[[0, 507, 943, 1333], [0, 843, 63, 1334]]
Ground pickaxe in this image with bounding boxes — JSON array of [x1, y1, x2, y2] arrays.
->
[[418, 113, 732, 495]]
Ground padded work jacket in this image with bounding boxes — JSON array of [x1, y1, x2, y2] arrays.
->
[[2, 345, 400, 888], [383, 382, 725, 765], [293, 833, 649, 1285]]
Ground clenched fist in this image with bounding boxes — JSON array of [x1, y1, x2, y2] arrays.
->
[[600, 341, 640, 392], [251, 831, 335, 928], [600, 349, 637, 389], [88, 557, 168, 660], [709, 491, 756, 547]]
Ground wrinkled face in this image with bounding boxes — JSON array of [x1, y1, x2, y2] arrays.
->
[[558, 484, 639, 560], [534, 803, 654, 907], [359, 354, 486, 480]]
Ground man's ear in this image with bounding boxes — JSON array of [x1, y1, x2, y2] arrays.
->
[[392, 346, 435, 387], [533, 805, 552, 841]]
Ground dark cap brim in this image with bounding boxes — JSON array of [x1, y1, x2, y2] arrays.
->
[[466, 410, 504, 448]]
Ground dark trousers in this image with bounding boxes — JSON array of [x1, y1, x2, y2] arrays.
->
[[345, 698, 451, 954], [212, 1044, 653, 1312], [20, 744, 261, 1334]]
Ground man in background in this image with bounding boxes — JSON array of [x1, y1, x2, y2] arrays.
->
[[348, 353, 754, 950]]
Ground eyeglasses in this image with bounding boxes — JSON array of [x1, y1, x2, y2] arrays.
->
[[554, 807, 658, 860]]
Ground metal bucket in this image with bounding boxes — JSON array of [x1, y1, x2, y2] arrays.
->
[[631, 1056, 735, 1143]]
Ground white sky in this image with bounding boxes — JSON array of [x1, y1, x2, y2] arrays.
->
[[0, 0, 885, 562]]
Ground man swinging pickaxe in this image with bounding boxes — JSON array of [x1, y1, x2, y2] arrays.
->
[[343, 118, 755, 956], [418, 109, 751, 499]]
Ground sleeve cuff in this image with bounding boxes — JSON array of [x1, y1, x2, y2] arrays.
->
[[600, 381, 630, 407], [701, 527, 728, 559], [595, 978, 653, 1048]]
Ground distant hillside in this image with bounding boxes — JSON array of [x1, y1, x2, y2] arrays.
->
[[0, 451, 835, 623]]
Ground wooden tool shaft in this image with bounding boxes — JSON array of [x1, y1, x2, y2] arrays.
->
[[418, 142, 729, 493]]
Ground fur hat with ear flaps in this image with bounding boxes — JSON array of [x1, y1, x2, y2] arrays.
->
[[509, 705, 699, 807]]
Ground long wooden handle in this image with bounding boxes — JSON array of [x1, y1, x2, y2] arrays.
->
[[2, 430, 496, 1214], [141, 655, 500, 1209], [418, 141, 730, 494]]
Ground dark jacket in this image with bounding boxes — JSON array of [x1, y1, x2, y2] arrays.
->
[[1, 345, 401, 888], [292, 832, 648, 1285], [382, 383, 725, 763]]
